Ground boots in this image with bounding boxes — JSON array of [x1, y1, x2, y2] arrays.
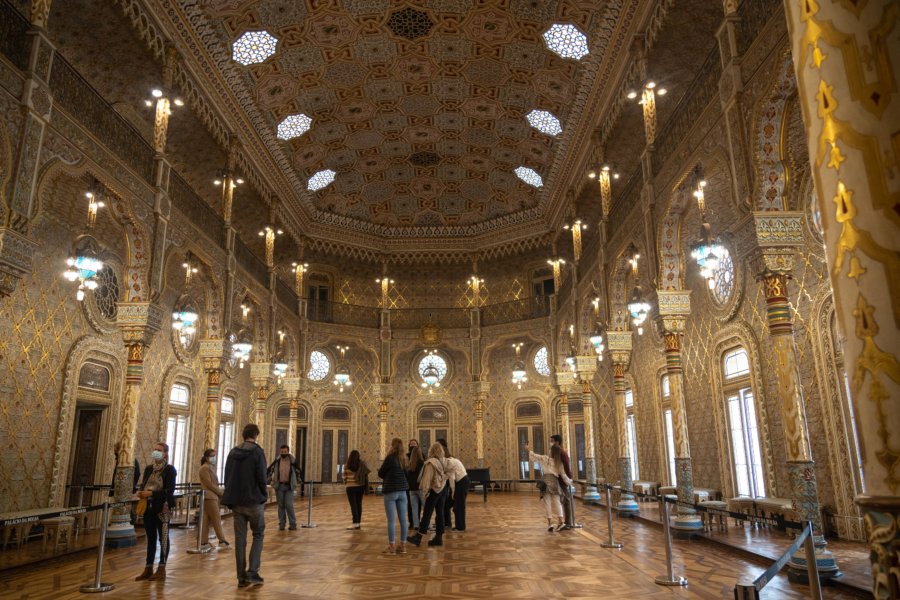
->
[[148, 565, 166, 581], [134, 566, 153, 581]]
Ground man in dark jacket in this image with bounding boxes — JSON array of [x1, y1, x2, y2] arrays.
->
[[223, 424, 268, 588]]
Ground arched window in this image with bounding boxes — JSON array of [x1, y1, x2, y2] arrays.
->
[[661, 374, 676, 486], [710, 248, 735, 305], [78, 362, 111, 392], [515, 401, 544, 480], [722, 347, 765, 497], [417, 405, 449, 451], [625, 387, 639, 480], [321, 406, 350, 483], [533, 346, 550, 377], [308, 350, 331, 381], [166, 383, 191, 479], [217, 395, 235, 481]]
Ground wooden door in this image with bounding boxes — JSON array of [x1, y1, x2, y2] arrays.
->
[[68, 407, 104, 506]]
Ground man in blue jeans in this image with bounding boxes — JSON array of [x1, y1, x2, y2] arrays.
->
[[267, 444, 302, 530], [222, 424, 268, 588]]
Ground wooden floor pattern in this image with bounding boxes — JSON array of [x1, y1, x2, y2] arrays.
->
[[0, 493, 867, 599]]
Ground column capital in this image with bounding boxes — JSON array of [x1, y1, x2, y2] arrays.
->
[[574, 355, 597, 381], [200, 338, 230, 372], [116, 302, 163, 345], [656, 290, 691, 316], [752, 211, 804, 276], [607, 330, 632, 368], [470, 380, 490, 397], [250, 362, 272, 387], [555, 369, 575, 390], [281, 376, 301, 396], [372, 382, 394, 399]]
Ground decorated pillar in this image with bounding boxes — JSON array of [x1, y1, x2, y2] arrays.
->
[[200, 339, 229, 452], [555, 370, 575, 454], [373, 383, 393, 458], [755, 237, 839, 580], [109, 302, 162, 547], [283, 377, 301, 450], [575, 356, 600, 501], [608, 331, 638, 515], [783, 2, 899, 595], [657, 291, 703, 535], [250, 362, 272, 454], [471, 381, 490, 468]]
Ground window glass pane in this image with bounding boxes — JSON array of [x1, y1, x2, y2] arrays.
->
[[727, 395, 750, 496], [170, 384, 190, 407], [417, 353, 448, 382], [626, 414, 639, 480], [276, 405, 291, 420], [321, 430, 333, 483], [337, 430, 349, 483], [78, 362, 111, 392], [624, 389, 634, 408], [518, 427, 529, 479], [308, 350, 331, 381], [661, 375, 670, 398], [742, 390, 765, 497], [533, 346, 551, 377], [221, 396, 234, 415], [574, 424, 586, 479], [664, 409, 676, 485], [724, 348, 750, 379], [166, 414, 189, 479], [843, 372, 865, 492], [217, 420, 233, 481], [516, 402, 542, 419]]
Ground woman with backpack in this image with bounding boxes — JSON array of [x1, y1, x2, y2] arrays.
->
[[343, 450, 368, 530], [524, 442, 572, 532], [406, 443, 449, 547]]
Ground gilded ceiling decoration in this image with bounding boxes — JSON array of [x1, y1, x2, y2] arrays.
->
[[155, 0, 636, 247]]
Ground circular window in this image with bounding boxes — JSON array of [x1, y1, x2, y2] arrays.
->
[[308, 350, 331, 381], [710, 248, 735, 305], [807, 186, 824, 243], [93, 265, 119, 321], [418, 353, 448, 383], [533, 346, 551, 377]]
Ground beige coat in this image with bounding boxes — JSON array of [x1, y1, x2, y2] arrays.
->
[[420, 457, 448, 494], [199, 463, 224, 500]]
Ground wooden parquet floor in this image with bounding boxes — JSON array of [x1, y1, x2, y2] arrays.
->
[[0, 493, 867, 599]]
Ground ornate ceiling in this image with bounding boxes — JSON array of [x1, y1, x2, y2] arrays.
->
[[132, 0, 646, 255]]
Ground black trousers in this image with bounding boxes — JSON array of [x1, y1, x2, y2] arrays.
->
[[418, 485, 448, 540], [452, 476, 470, 531], [346, 485, 364, 524], [143, 509, 169, 566]]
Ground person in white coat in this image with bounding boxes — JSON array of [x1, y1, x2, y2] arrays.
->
[[524, 442, 572, 531]]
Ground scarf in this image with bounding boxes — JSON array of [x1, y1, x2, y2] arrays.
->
[[145, 460, 167, 492]]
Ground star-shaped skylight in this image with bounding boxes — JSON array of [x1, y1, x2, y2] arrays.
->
[[277, 114, 313, 140], [542, 24, 589, 60], [232, 31, 278, 66], [514, 166, 543, 188], [526, 109, 562, 136], [308, 169, 336, 191]]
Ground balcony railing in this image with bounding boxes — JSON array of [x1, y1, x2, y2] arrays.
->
[[307, 300, 380, 328], [169, 172, 226, 248], [233, 236, 268, 287], [390, 307, 470, 330], [481, 296, 550, 326]]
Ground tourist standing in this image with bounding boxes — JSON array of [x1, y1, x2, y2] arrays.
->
[[406, 439, 419, 528], [343, 450, 368, 529], [551, 434, 574, 529], [267, 444, 301, 531], [198, 448, 229, 549], [222, 424, 268, 588], [134, 442, 176, 582], [406, 443, 448, 547], [406, 445, 425, 531], [524, 442, 571, 531], [378, 437, 410, 554]]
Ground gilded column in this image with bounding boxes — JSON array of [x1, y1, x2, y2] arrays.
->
[[575, 356, 600, 501], [373, 383, 393, 458], [555, 370, 574, 454], [283, 377, 301, 451], [783, 2, 899, 595], [657, 291, 702, 535], [756, 246, 839, 580], [200, 339, 229, 452], [109, 302, 162, 547], [608, 331, 638, 515], [250, 362, 271, 455], [472, 381, 490, 468]]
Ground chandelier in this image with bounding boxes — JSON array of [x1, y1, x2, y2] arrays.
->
[[63, 184, 106, 301], [589, 323, 605, 361], [420, 349, 441, 393], [232, 328, 252, 368], [688, 168, 726, 289], [511, 343, 528, 389], [626, 244, 650, 335], [272, 351, 288, 382], [333, 345, 352, 392], [172, 256, 199, 345]]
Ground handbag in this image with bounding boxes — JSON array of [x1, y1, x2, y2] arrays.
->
[[135, 497, 147, 517], [535, 480, 547, 493]]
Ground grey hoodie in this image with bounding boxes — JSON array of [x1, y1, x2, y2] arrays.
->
[[222, 441, 268, 507]]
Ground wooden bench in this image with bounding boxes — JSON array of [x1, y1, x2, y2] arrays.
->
[[699, 500, 728, 531], [41, 516, 74, 553]]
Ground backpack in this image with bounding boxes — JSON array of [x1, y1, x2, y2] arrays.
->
[[357, 460, 371, 491]]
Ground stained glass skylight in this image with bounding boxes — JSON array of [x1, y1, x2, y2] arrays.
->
[[277, 114, 313, 140], [308, 169, 336, 191], [542, 24, 589, 60], [308, 350, 330, 381], [232, 31, 278, 66], [514, 166, 543, 188], [533, 346, 550, 377], [526, 109, 562, 136]]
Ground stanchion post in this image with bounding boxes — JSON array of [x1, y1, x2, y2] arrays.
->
[[600, 484, 623, 549], [654, 497, 688, 587], [803, 521, 823, 600], [76, 486, 84, 509], [568, 485, 583, 529], [301, 481, 317, 529], [79, 502, 115, 593], [187, 490, 210, 554]]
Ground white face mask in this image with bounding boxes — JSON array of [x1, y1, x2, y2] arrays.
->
[[152, 450, 164, 461], [209, 456, 217, 465]]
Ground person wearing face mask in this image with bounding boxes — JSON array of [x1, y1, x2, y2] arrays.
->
[[199, 448, 229, 549], [134, 442, 176, 582], [266, 445, 302, 531]]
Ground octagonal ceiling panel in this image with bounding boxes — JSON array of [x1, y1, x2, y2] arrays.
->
[[200, 0, 621, 235]]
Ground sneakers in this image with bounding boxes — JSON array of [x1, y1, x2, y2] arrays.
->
[[427, 538, 443, 547], [288, 525, 297, 531], [218, 540, 230, 548], [407, 533, 422, 547], [547, 525, 555, 532], [346, 523, 360, 530], [278, 525, 286, 531], [398, 543, 407, 555], [246, 573, 264, 586], [383, 545, 396, 555], [237, 579, 249, 588], [555, 523, 566, 532]]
